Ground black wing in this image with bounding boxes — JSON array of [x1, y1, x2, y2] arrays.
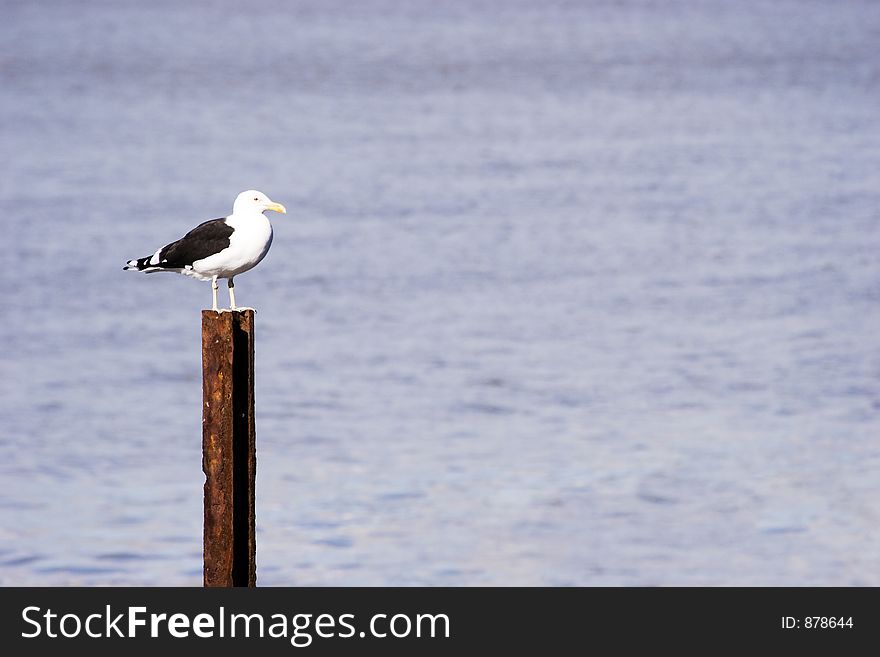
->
[[158, 218, 234, 267]]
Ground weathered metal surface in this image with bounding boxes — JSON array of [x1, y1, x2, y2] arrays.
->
[[202, 309, 256, 587]]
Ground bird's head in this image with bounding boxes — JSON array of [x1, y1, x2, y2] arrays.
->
[[234, 190, 287, 216]]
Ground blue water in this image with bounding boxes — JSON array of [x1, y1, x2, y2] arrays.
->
[[1, 0, 878, 585]]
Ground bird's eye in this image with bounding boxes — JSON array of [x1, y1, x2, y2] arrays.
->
[[254, 197, 259, 201]]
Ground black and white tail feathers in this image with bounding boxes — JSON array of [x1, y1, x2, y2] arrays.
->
[[123, 255, 157, 272], [123, 252, 173, 273]]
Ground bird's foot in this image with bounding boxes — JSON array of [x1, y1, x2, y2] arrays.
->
[[219, 307, 257, 313]]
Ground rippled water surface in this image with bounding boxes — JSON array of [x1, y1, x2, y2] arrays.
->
[[1, 0, 879, 585]]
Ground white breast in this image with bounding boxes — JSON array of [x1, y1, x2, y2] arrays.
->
[[192, 213, 273, 279]]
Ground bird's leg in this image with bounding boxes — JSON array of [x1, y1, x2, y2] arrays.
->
[[219, 277, 255, 313], [228, 277, 237, 311], [211, 276, 219, 312]]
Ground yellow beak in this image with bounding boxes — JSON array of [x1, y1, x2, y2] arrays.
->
[[266, 202, 287, 214]]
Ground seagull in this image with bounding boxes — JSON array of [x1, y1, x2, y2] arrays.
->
[[124, 190, 286, 311]]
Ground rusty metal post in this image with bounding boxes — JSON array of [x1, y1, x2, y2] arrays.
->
[[202, 309, 256, 587]]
